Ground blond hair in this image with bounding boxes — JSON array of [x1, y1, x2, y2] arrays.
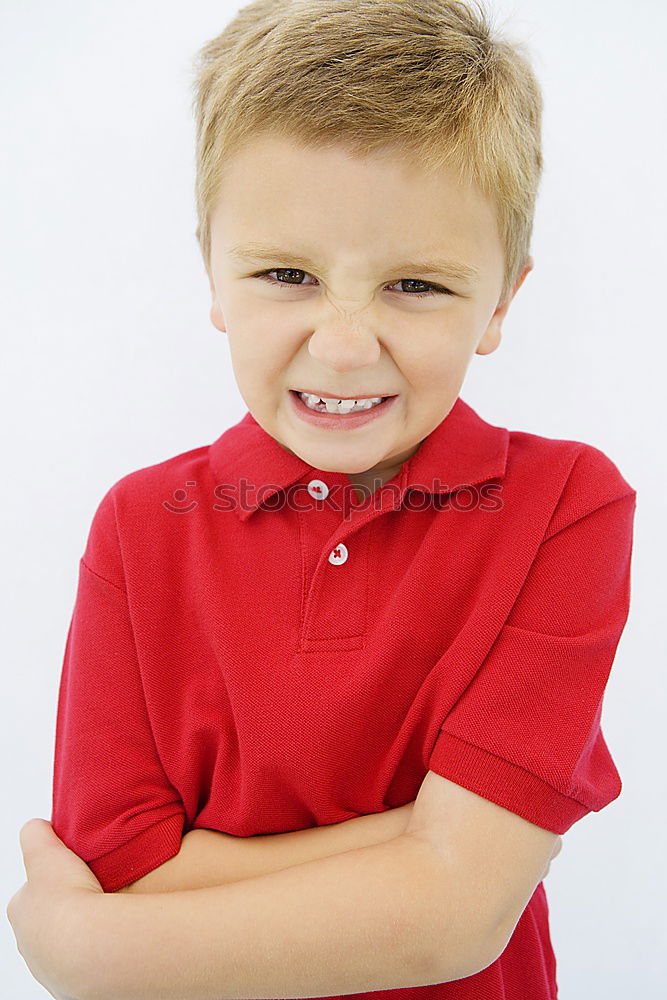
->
[[190, 0, 543, 304]]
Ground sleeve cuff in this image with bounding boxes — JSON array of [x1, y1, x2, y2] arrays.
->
[[429, 729, 594, 834], [86, 811, 186, 893]]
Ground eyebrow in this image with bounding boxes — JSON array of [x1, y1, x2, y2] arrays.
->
[[227, 242, 480, 283]]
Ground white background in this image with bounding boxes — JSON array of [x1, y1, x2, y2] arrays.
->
[[2, 1, 665, 996]]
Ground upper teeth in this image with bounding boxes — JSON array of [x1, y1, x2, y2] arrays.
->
[[299, 392, 385, 413]]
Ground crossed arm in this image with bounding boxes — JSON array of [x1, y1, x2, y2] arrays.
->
[[118, 800, 417, 895], [66, 803, 508, 1000]]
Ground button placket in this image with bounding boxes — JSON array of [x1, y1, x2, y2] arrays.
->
[[298, 475, 401, 650], [300, 529, 368, 651]]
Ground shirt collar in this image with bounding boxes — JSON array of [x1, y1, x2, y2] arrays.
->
[[208, 395, 509, 522]]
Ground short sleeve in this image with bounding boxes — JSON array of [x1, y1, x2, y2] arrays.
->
[[428, 457, 637, 835], [51, 488, 186, 892]]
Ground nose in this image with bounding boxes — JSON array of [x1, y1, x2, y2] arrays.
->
[[307, 320, 381, 372], [308, 291, 381, 372]]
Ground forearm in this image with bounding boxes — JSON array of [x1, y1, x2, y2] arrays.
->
[[118, 802, 414, 893], [73, 833, 483, 1000]]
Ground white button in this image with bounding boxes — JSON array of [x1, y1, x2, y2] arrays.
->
[[307, 479, 329, 500], [328, 543, 348, 565]]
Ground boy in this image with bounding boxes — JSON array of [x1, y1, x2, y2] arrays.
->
[[12, 1, 636, 997]]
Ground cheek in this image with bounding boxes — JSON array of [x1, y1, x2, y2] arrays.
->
[[231, 333, 299, 397], [228, 308, 296, 365], [398, 325, 465, 378], [405, 345, 475, 406], [242, 300, 304, 348]]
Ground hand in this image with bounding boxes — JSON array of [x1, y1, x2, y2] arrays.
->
[[6, 818, 105, 1000]]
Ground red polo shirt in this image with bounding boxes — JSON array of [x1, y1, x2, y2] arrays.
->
[[51, 394, 637, 998]]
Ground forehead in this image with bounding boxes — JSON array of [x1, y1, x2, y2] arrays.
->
[[211, 133, 502, 269]]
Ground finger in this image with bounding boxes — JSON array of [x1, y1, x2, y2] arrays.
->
[[20, 818, 104, 895], [19, 817, 51, 843], [19, 819, 45, 874], [18, 819, 63, 881]]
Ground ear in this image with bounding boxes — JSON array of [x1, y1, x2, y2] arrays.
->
[[208, 272, 227, 334], [476, 256, 534, 356]]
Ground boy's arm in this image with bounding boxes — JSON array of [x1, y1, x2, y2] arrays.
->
[[71, 830, 498, 1000], [117, 802, 414, 894]]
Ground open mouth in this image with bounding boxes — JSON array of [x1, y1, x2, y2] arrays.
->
[[289, 389, 399, 427], [291, 390, 395, 414]]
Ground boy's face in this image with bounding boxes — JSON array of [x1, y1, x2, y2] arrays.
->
[[207, 133, 531, 488]]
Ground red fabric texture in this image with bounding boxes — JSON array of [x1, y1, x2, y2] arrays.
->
[[51, 395, 637, 998]]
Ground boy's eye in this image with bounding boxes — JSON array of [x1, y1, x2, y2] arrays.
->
[[254, 268, 453, 298]]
